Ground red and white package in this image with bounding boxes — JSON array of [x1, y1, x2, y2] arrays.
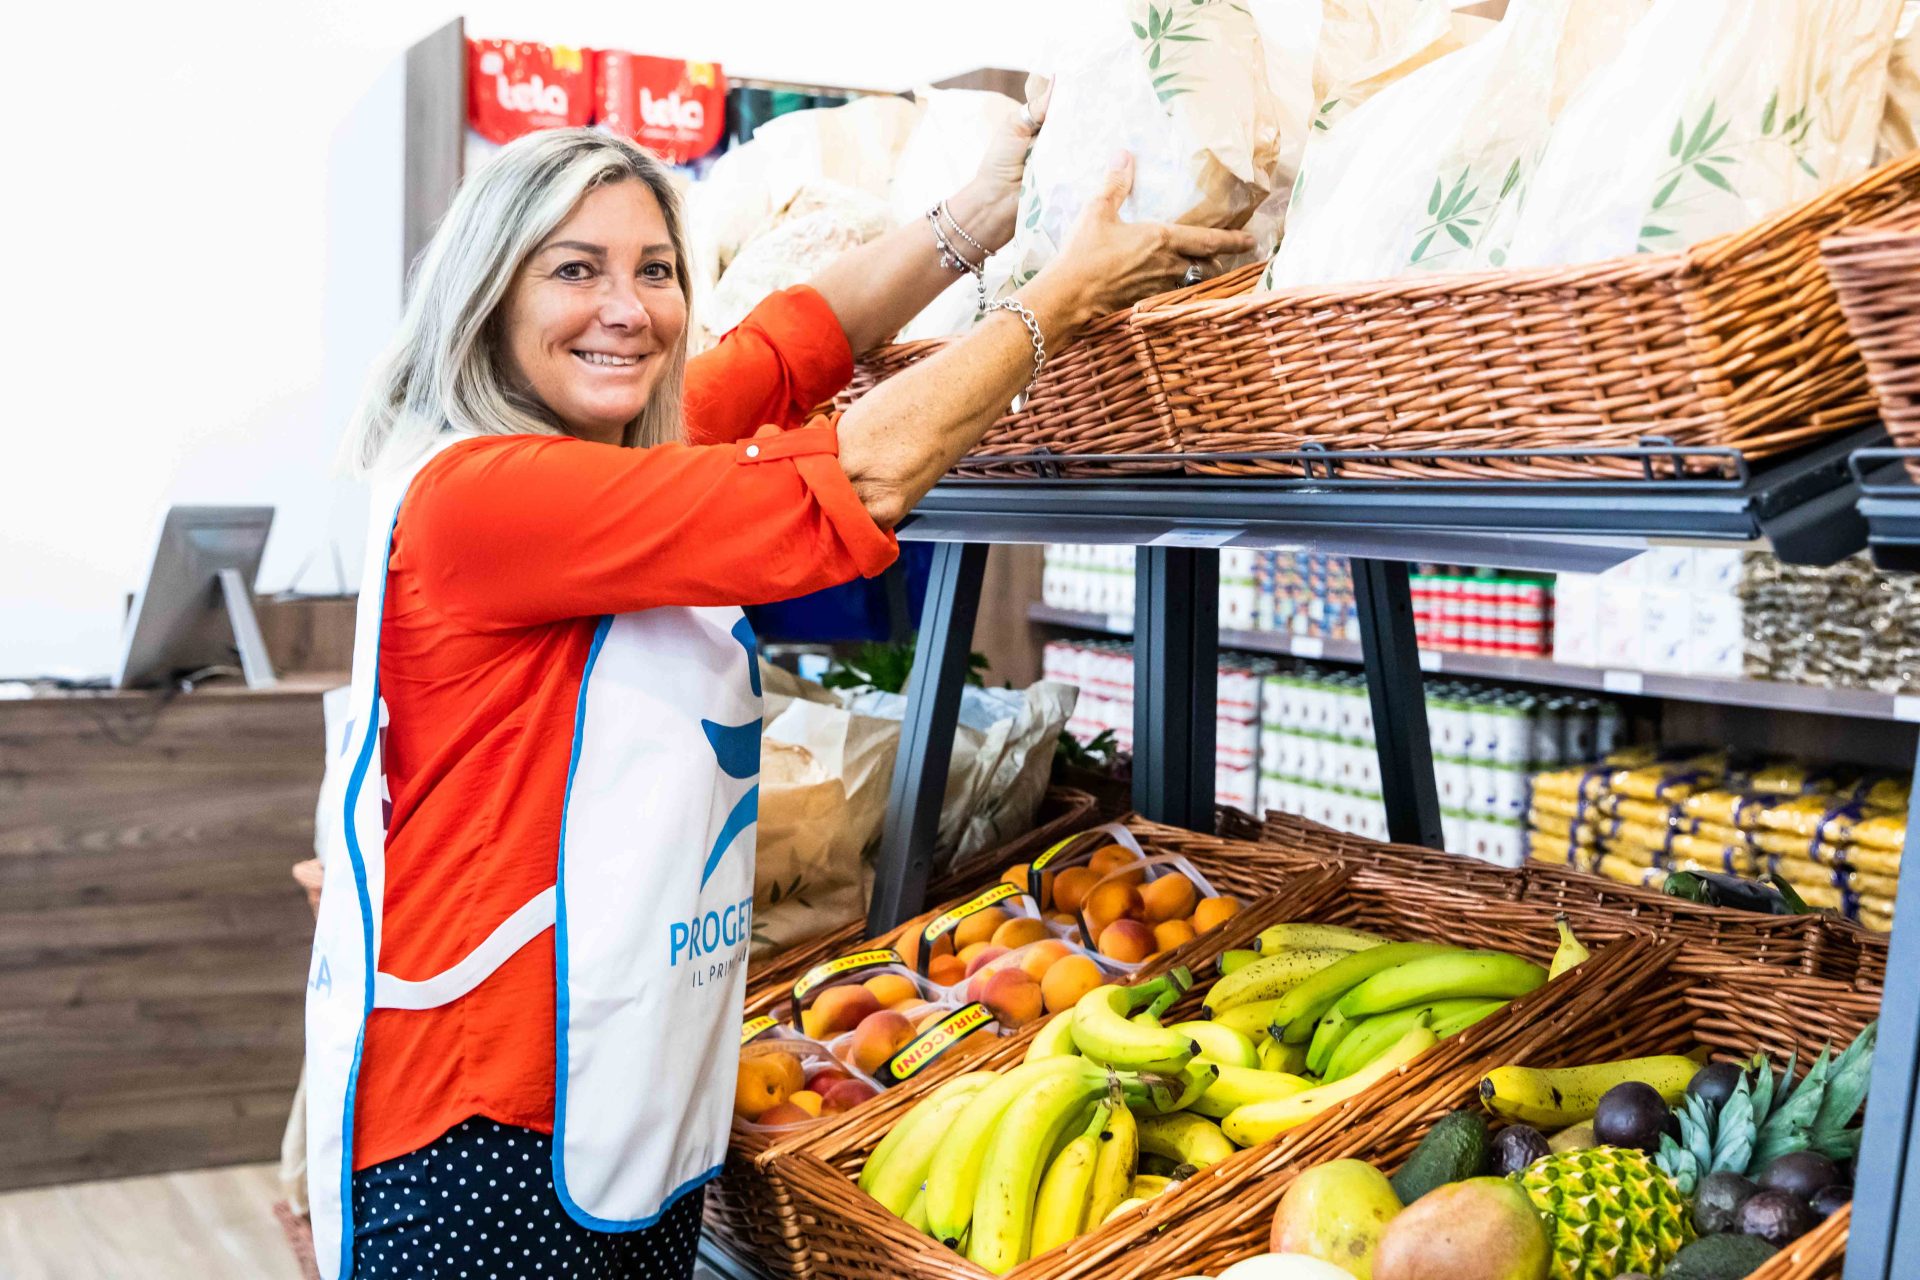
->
[[467, 39, 594, 145], [594, 52, 726, 164]]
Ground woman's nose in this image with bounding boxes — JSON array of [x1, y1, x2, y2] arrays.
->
[[598, 279, 652, 331]]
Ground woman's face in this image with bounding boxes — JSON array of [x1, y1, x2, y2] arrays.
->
[[500, 180, 687, 445]]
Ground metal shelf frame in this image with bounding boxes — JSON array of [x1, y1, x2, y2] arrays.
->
[[844, 431, 1920, 1280], [1856, 448, 1920, 572], [1026, 605, 1920, 725]]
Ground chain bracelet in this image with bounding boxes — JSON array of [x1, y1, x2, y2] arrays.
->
[[938, 200, 991, 261], [927, 205, 990, 315], [986, 297, 1046, 411]]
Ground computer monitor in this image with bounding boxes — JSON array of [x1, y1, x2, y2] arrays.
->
[[113, 505, 278, 690]]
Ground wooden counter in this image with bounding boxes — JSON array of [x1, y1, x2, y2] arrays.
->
[[0, 674, 341, 1191]]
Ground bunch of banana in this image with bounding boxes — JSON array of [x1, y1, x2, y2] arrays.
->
[[1478, 1052, 1700, 1126]]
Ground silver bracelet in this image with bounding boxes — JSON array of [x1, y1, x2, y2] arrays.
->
[[939, 200, 991, 261], [927, 205, 990, 317], [986, 297, 1046, 411]]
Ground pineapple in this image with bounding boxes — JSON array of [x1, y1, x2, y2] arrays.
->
[[1517, 1146, 1694, 1280]]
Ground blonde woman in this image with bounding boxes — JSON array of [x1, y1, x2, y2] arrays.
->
[[307, 109, 1249, 1280]]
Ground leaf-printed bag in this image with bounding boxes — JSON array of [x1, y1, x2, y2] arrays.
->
[[1504, 0, 1904, 267], [1007, 0, 1291, 288], [1306, 0, 1496, 133], [1261, 0, 1648, 288], [1877, 0, 1920, 161]]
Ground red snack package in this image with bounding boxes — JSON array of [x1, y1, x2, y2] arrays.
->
[[468, 39, 594, 145], [595, 52, 727, 164]]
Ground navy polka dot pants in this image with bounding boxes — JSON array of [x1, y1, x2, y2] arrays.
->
[[351, 1117, 706, 1279]]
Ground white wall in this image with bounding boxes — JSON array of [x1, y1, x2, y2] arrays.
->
[[5, 0, 1087, 679]]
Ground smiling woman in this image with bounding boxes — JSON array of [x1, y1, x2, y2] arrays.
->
[[311, 118, 1251, 1280]]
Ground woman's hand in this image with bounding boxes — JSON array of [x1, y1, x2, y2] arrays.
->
[[944, 76, 1053, 253], [1019, 152, 1258, 334]]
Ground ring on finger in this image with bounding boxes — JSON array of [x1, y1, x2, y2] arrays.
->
[[1181, 263, 1207, 286], [1018, 102, 1040, 133]]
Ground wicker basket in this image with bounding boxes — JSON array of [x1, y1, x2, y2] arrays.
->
[[1256, 808, 1858, 979], [772, 863, 1664, 1280], [710, 816, 1328, 1280], [1112, 942, 1880, 1280], [831, 264, 1264, 478], [1822, 207, 1920, 479], [1130, 151, 1920, 480]]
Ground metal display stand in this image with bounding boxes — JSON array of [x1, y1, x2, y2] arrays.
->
[[854, 432, 1920, 1279]]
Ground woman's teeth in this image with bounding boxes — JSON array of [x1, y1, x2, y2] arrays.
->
[[574, 351, 641, 366]]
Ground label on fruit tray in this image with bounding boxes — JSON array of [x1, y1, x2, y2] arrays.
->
[[791, 949, 905, 1005], [467, 40, 594, 145], [740, 1015, 780, 1046], [879, 1003, 996, 1084], [922, 884, 1023, 954]]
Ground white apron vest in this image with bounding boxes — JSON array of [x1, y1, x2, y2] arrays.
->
[[305, 434, 759, 1279]]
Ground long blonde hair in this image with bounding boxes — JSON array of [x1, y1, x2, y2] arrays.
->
[[344, 129, 691, 475]]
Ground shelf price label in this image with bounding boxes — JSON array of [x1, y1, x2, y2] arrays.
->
[[1895, 695, 1920, 724], [1602, 670, 1645, 695], [1291, 637, 1325, 659], [1418, 650, 1443, 673], [1148, 528, 1240, 548]]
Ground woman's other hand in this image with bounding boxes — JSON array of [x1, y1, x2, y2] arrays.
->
[[953, 76, 1053, 249], [1021, 152, 1258, 332]]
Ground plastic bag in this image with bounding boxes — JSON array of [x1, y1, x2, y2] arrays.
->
[[1505, 0, 1904, 267], [1309, 0, 1496, 130], [703, 181, 893, 337], [1264, 0, 1649, 287], [1880, 0, 1920, 159], [1007, 0, 1290, 288]]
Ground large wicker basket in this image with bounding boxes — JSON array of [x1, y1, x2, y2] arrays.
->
[[1110, 942, 1881, 1280], [708, 813, 1328, 1279], [1822, 207, 1920, 479], [1131, 151, 1920, 480], [832, 264, 1264, 477], [771, 863, 1664, 1280], [1256, 808, 1860, 980]]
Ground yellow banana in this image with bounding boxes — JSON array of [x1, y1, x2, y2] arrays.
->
[[1223, 1028, 1439, 1147], [1072, 981, 1198, 1073], [1169, 1020, 1259, 1069], [1477, 1055, 1701, 1127], [1029, 1103, 1108, 1257], [1259, 1037, 1309, 1074], [1085, 1089, 1138, 1228], [1203, 947, 1354, 1017], [924, 1056, 1089, 1246], [1255, 923, 1387, 953], [1189, 1062, 1314, 1119], [1137, 1109, 1237, 1168], [1129, 1174, 1174, 1199], [1026, 1009, 1080, 1062], [1214, 998, 1285, 1044], [1274, 942, 1460, 1043], [860, 1071, 997, 1216], [904, 1187, 930, 1234], [1332, 950, 1546, 1020], [1217, 949, 1260, 976], [1101, 1196, 1150, 1225], [968, 1063, 1115, 1273], [1549, 914, 1591, 980]]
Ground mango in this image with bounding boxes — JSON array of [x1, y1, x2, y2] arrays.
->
[[1269, 1159, 1403, 1280]]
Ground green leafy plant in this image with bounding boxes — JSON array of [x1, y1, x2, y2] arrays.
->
[[819, 638, 988, 696], [1055, 727, 1121, 773]]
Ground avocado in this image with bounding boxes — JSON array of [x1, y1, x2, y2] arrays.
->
[[1662, 1232, 1781, 1280], [1389, 1110, 1489, 1204]]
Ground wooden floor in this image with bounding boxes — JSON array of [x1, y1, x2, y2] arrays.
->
[[0, 1162, 303, 1280]]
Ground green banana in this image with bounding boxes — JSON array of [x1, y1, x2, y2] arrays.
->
[[1072, 980, 1198, 1073], [1333, 951, 1547, 1019], [1029, 1102, 1108, 1257], [1217, 948, 1260, 976], [968, 1063, 1115, 1273], [1203, 947, 1353, 1017], [1477, 1054, 1701, 1128], [1548, 914, 1590, 980], [1431, 998, 1508, 1039], [1137, 1060, 1220, 1114], [924, 1057, 1091, 1246], [1085, 1084, 1138, 1229], [1255, 923, 1387, 953], [1169, 1020, 1259, 1069], [1323, 1008, 1435, 1083], [1214, 998, 1285, 1043], [1222, 1028, 1439, 1147], [1188, 1061, 1314, 1119], [1259, 1036, 1309, 1074], [1137, 1110, 1236, 1169], [1026, 1010, 1080, 1062], [859, 1071, 997, 1215], [1274, 942, 1460, 1043], [1305, 1005, 1356, 1076]]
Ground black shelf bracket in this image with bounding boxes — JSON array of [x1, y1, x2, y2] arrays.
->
[[1133, 547, 1219, 832], [1352, 558, 1444, 849], [865, 541, 988, 935]]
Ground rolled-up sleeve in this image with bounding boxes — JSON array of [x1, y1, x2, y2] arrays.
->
[[684, 286, 855, 445], [397, 426, 896, 631]]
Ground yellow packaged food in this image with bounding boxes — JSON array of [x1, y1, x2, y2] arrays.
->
[[1754, 796, 1907, 851]]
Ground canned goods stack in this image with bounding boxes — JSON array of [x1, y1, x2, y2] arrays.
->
[[1041, 638, 1136, 757], [1040, 544, 1137, 620], [1410, 568, 1555, 657], [1215, 656, 1269, 813], [1255, 551, 1361, 640], [1527, 751, 1908, 930], [1260, 668, 1625, 867]]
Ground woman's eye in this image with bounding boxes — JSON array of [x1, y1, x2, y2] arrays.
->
[[642, 261, 677, 282], [555, 261, 593, 282]]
